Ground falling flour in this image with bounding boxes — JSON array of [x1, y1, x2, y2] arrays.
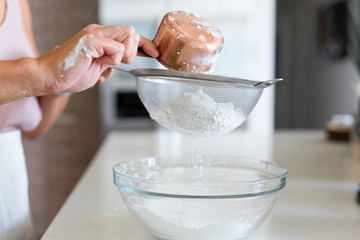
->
[[149, 89, 245, 137]]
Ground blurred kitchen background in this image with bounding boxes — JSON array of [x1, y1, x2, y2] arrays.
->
[[23, 0, 359, 238]]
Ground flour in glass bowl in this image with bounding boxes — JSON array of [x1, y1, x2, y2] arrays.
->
[[149, 89, 245, 137]]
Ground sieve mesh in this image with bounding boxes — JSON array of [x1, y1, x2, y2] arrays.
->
[[136, 76, 264, 137]]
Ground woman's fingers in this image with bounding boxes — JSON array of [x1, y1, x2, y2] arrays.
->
[[94, 25, 136, 62], [120, 31, 140, 64], [101, 67, 114, 79], [94, 25, 134, 42], [97, 76, 106, 84], [97, 68, 113, 85], [123, 33, 140, 64], [92, 25, 158, 60], [45, 24, 157, 94], [138, 35, 159, 58], [87, 36, 125, 66]]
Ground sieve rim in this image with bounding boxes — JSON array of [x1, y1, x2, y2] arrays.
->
[[129, 68, 282, 88], [136, 76, 262, 89]]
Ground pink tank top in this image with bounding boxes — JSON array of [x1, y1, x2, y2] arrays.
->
[[0, 0, 42, 133]]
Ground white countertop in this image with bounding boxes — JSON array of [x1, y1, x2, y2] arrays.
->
[[41, 130, 360, 240]]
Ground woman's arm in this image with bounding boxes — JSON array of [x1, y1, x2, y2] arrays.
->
[[0, 58, 45, 104], [19, 0, 70, 139], [0, 27, 158, 103], [1, 1, 159, 138]]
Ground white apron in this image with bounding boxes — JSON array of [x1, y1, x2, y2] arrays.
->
[[0, 130, 35, 240]]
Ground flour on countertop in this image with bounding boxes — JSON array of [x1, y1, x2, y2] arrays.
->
[[149, 89, 245, 137]]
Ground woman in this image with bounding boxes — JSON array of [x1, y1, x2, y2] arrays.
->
[[0, 0, 159, 239]]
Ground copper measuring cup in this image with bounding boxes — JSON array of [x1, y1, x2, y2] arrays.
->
[[138, 11, 224, 73]]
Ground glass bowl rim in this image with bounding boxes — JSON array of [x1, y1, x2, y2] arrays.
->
[[113, 156, 287, 199]]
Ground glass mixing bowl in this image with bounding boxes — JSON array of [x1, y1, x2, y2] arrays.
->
[[113, 156, 287, 240]]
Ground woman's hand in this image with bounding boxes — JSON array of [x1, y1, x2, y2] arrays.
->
[[37, 24, 159, 94], [97, 67, 114, 84]]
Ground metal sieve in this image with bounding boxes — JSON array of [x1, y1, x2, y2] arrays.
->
[[113, 67, 282, 137]]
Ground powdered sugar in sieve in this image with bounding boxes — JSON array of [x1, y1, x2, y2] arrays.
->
[[149, 89, 245, 138]]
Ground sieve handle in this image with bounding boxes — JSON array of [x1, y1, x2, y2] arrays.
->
[[254, 79, 283, 88]]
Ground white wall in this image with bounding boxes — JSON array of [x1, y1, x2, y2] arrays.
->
[[245, 0, 276, 134]]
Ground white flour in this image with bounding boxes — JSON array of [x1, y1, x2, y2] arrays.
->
[[149, 89, 245, 137], [62, 36, 90, 71], [125, 166, 275, 240]]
